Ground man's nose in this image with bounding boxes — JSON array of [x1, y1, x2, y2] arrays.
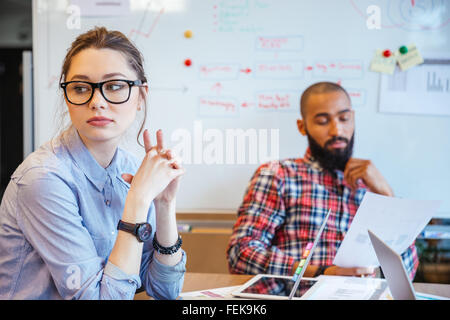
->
[[329, 119, 343, 137]]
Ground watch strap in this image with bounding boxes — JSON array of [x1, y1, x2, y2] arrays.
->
[[117, 220, 137, 234]]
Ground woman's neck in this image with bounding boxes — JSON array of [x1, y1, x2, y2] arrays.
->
[[78, 133, 119, 169]]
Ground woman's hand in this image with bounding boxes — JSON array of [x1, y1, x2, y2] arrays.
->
[[122, 129, 185, 208], [150, 130, 183, 204]]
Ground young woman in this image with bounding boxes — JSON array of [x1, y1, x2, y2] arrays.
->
[[0, 27, 186, 300]]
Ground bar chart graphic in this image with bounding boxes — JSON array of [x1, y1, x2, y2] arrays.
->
[[426, 70, 450, 93], [380, 58, 450, 116]]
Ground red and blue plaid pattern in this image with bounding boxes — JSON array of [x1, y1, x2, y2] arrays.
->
[[227, 149, 418, 279]]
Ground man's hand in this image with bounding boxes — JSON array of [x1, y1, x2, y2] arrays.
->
[[344, 158, 394, 197], [324, 265, 377, 277]]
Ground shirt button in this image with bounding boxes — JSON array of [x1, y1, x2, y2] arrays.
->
[[105, 200, 110, 206]]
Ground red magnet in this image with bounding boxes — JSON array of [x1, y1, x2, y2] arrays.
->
[[184, 59, 192, 67], [382, 49, 392, 58]]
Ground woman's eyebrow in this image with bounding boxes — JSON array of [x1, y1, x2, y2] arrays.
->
[[102, 72, 127, 79], [68, 73, 128, 81], [69, 74, 90, 81]]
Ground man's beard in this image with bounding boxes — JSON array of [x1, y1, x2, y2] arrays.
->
[[306, 130, 354, 172]]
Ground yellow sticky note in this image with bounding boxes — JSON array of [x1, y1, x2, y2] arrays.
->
[[396, 44, 424, 71], [370, 49, 396, 75]]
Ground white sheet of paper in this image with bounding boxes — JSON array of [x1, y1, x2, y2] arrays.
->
[[179, 285, 242, 300], [333, 192, 441, 268], [305, 276, 388, 300]]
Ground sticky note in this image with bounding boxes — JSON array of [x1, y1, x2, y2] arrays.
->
[[370, 49, 396, 75], [396, 44, 424, 71]]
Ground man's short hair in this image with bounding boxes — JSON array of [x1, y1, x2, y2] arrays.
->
[[300, 82, 351, 119]]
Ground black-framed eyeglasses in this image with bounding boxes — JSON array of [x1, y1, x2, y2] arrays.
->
[[60, 79, 147, 105]]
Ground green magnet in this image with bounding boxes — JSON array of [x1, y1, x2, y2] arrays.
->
[[399, 46, 408, 54]]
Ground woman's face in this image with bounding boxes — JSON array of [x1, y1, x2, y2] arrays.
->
[[64, 48, 145, 146]]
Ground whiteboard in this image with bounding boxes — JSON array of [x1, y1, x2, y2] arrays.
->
[[32, 0, 450, 215]]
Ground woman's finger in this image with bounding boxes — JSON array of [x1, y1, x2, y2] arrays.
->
[[143, 129, 153, 153], [156, 129, 164, 153], [121, 173, 134, 184]]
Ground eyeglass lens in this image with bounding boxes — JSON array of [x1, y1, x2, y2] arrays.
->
[[65, 80, 130, 104]]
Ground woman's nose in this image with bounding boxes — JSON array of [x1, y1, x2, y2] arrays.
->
[[88, 88, 107, 110]]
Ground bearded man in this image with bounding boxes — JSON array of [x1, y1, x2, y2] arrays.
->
[[227, 82, 418, 279]]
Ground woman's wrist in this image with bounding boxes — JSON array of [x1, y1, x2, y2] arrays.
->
[[124, 190, 152, 222], [154, 197, 176, 212]]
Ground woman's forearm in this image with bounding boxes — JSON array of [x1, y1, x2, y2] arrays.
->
[[153, 199, 182, 266], [108, 191, 150, 276]]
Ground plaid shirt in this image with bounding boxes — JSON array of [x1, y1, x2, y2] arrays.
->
[[227, 149, 419, 279]]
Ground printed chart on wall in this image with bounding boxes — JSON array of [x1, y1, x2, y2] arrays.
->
[[380, 57, 450, 116], [33, 0, 450, 212]]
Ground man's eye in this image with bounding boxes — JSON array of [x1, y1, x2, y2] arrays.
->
[[316, 118, 328, 125], [340, 116, 350, 122]]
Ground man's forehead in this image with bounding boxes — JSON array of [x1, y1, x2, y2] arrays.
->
[[306, 91, 352, 117]]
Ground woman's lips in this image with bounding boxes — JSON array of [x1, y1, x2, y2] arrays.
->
[[87, 117, 113, 127]]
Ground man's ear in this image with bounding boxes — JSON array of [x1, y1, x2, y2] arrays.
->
[[297, 119, 307, 136]]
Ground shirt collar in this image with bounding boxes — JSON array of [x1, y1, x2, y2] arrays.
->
[[63, 126, 120, 192], [303, 148, 324, 172]]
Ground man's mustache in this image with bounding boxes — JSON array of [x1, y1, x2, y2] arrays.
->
[[324, 136, 349, 148]]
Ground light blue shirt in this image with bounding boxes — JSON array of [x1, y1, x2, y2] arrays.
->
[[0, 126, 186, 300]]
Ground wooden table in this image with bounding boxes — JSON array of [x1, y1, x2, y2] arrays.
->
[[134, 272, 450, 299]]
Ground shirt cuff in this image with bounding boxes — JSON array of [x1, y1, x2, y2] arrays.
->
[[104, 260, 142, 289], [149, 249, 187, 283]]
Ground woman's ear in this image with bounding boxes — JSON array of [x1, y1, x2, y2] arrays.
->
[[138, 85, 149, 110]]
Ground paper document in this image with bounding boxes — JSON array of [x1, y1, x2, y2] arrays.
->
[[179, 285, 242, 300], [333, 192, 441, 268], [305, 276, 389, 300]]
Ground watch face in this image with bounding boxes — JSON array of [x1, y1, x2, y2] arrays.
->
[[137, 223, 152, 241]]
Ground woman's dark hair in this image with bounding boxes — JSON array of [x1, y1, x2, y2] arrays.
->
[[59, 26, 148, 147]]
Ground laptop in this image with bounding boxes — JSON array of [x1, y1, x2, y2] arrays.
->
[[368, 229, 447, 300]]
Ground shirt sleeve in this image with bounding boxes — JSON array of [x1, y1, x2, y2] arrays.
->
[[401, 242, 419, 281], [227, 161, 295, 275], [138, 203, 186, 300], [15, 168, 140, 300]]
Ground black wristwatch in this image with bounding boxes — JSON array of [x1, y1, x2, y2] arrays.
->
[[117, 220, 152, 243]]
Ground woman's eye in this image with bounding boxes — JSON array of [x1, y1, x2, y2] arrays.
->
[[74, 86, 89, 93], [106, 83, 125, 91]]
